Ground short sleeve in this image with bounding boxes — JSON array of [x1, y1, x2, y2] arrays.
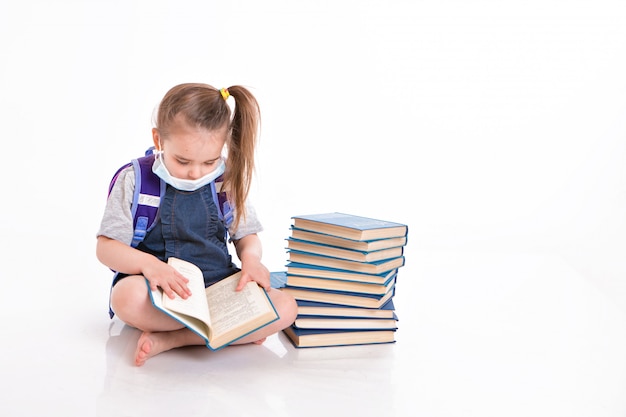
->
[[229, 201, 264, 241], [96, 166, 136, 245]]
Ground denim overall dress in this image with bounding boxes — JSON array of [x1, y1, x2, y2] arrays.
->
[[137, 183, 240, 287]]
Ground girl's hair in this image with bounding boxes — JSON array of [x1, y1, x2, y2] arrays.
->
[[154, 83, 261, 231]]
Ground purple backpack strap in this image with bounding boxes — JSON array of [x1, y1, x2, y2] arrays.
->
[[130, 153, 165, 248], [211, 174, 234, 231]]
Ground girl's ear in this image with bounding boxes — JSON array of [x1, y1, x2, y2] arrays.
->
[[152, 128, 161, 151]]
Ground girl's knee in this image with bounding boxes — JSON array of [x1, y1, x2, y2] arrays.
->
[[110, 276, 150, 323], [276, 291, 298, 326]]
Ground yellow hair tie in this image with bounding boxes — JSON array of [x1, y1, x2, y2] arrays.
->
[[220, 88, 230, 100]]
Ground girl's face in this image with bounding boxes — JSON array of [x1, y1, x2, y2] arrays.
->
[[152, 117, 227, 180]]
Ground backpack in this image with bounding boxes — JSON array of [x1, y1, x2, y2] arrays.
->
[[107, 148, 234, 248]]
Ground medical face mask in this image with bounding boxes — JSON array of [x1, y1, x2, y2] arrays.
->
[[152, 152, 225, 191]]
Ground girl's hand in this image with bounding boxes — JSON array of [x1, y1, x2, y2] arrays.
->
[[97, 236, 192, 299], [233, 233, 269, 291], [236, 261, 270, 292], [142, 260, 192, 300]]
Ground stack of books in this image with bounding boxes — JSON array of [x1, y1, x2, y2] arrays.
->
[[277, 212, 408, 348]]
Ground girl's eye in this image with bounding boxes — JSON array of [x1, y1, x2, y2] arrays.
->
[[177, 160, 189, 166], [204, 160, 216, 166]]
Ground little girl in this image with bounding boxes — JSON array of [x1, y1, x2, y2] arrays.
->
[[96, 83, 297, 366]]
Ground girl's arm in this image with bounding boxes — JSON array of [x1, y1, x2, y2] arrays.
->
[[96, 236, 192, 299], [233, 233, 270, 291]]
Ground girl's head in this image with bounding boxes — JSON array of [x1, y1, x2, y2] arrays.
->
[[152, 83, 261, 230]]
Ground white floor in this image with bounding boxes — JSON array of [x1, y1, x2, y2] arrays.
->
[[2, 234, 626, 417]]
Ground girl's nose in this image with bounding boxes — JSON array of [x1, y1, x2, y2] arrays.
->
[[187, 166, 202, 180]]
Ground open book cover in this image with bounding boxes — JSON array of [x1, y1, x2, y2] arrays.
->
[[147, 257, 279, 351]]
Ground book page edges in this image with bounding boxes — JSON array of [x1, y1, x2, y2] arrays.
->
[[205, 277, 279, 349]]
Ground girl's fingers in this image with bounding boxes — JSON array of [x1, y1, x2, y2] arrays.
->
[[160, 284, 176, 299], [235, 274, 250, 292], [156, 280, 190, 300]]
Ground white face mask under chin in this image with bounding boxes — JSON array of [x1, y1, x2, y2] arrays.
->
[[152, 153, 225, 191]]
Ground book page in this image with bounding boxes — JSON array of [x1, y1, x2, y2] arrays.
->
[[161, 258, 212, 327], [205, 274, 273, 340]]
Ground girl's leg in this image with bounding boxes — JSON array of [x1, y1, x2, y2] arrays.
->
[[110, 275, 205, 366], [110, 275, 184, 332]]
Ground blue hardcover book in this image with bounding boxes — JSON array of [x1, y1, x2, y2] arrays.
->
[[296, 298, 397, 319], [283, 325, 396, 348], [296, 299, 398, 322], [286, 272, 397, 296], [270, 271, 288, 289], [288, 270, 396, 287], [288, 250, 405, 275], [290, 227, 408, 252], [286, 237, 404, 263], [281, 284, 396, 309], [286, 262, 398, 284], [293, 315, 398, 330], [291, 212, 408, 242], [285, 283, 394, 300]]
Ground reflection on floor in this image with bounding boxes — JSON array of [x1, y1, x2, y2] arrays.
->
[[2, 250, 626, 417]]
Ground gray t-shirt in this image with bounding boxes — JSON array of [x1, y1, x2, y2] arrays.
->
[[97, 165, 263, 245]]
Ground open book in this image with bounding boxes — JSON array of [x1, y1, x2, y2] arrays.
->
[[147, 257, 279, 350]]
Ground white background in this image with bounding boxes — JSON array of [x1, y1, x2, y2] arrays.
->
[[1, 1, 625, 308], [2, 2, 626, 416]]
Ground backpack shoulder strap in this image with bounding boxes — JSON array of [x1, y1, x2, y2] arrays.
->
[[211, 174, 234, 231], [130, 153, 165, 248]]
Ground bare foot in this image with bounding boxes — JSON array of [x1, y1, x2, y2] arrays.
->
[[134, 331, 175, 366], [134, 332, 157, 366], [134, 329, 205, 366]]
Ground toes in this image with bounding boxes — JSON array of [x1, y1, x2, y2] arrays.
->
[[134, 333, 154, 366]]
